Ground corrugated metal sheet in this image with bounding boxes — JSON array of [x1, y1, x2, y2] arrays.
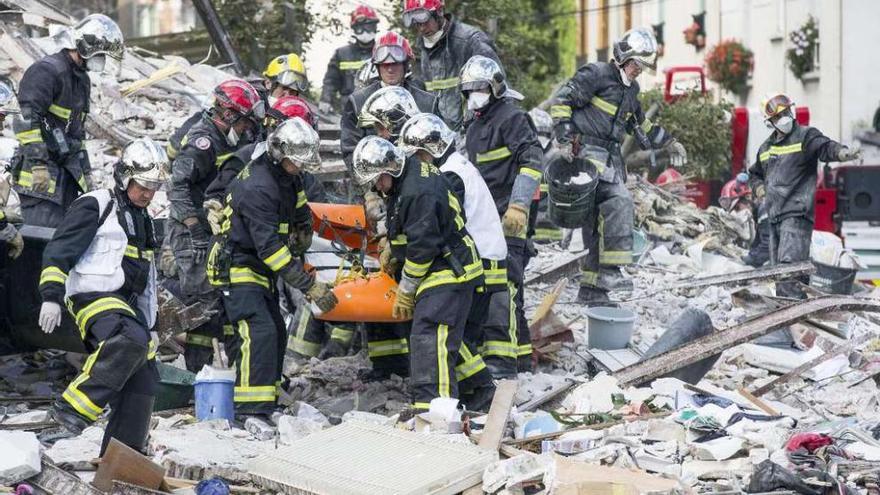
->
[[247, 421, 497, 495]]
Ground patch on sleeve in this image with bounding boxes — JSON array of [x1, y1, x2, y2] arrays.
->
[[194, 136, 211, 150]]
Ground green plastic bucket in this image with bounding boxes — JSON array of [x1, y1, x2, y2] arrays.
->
[[154, 363, 195, 411], [546, 159, 598, 229]]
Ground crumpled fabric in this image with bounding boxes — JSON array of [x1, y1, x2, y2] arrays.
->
[[745, 460, 855, 495], [785, 433, 833, 453], [196, 478, 230, 495], [692, 393, 735, 408]]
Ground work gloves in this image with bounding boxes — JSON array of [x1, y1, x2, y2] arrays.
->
[[666, 140, 688, 167], [39, 301, 62, 334], [204, 199, 225, 236], [837, 147, 862, 162], [306, 281, 338, 313], [291, 223, 313, 255], [0, 223, 23, 259], [501, 203, 529, 238], [159, 245, 178, 278], [391, 288, 415, 320], [378, 237, 398, 275], [363, 190, 385, 227], [553, 123, 577, 163], [187, 221, 210, 264], [29, 165, 52, 194]]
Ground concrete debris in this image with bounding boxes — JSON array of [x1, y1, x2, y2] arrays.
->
[[276, 415, 323, 446], [0, 431, 40, 484]]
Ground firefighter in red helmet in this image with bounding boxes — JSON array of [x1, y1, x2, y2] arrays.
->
[[319, 4, 381, 115]]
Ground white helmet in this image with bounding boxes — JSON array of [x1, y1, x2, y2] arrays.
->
[[352, 136, 406, 185], [267, 117, 322, 173], [613, 27, 658, 70], [0, 81, 19, 114], [116, 138, 169, 191], [399, 112, 456, 158], [357, 86, 420, 137], [64, 14, 125, 60], [459, 55, 522, 100]]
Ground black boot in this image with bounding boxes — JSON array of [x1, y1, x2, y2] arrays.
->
[[598, 267, 633, 292], [459, 383, 497, 413], [100, 393, 155, 456], [40, 402, 92, 446], [577, 286, 614, 307], [484, 359, 517, 380], [516, 355, 534, 373]]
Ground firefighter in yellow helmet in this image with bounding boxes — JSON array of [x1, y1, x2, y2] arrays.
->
[[262, 53, 309, 105]]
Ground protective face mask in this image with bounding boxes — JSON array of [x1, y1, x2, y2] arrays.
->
[[355, 32, 375, 44], [267, 95, 278, 107], [467, 92, 491, 111], [772, 115, 794, 134], [226, 126, 240, 146], [619, 68, 632, 87], [423, 29, 445, 48], [86, 54, 106, 73]]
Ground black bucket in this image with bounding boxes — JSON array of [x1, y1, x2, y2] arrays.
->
[[546, 159, 598, 229], [810, 261, 857, 295]]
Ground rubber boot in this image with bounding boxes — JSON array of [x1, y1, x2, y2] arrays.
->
[[577, 286, 614, 307], [516, 355, 534, 373], [100, 393, 155, 456], [459, 382, 497, 413], [598, 267, 634, 292], [40, 402, 92, 445]]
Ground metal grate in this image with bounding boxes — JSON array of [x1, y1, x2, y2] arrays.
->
[[247, 421, 498, 495]]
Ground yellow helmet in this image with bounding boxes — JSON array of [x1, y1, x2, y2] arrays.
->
[[263, 53, 308, 93]]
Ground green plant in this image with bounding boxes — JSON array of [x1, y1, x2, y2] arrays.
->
[[641, 88, 733, 181], [704, 39, 753, 95], [786, 16, 818, 81]]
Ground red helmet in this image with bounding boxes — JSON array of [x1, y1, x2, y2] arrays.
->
[[213, 79, 265, 124], [403, 0, 444, 27], [351, 5, 379, 26], [373, 31, 414, 64], [655, 167, 683, 186], [268, 95, 317, 130], [719, 178, 751, 211]]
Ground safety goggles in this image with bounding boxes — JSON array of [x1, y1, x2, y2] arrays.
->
[[353, 23, 378, 35], [373, 45, 409, 64], [275, 70, 308, 93], [133, 177, 165, 191], [403, 8, 432, 27], [763, 95, 793, 120]]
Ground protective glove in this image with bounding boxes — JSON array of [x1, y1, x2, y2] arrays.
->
[[318, 101, 334, 115], [0, 223, 22, 259], [306, 281, 338, 313], [29, 165, 52, 194], [290, 223, 313, 255], [837, 147, 862, 162], [391, 288, 415, 320], [187, 221, 210, 265], [159, 245, 178, 278], [39, 302, 62, 334], [754, 184, 766, 200], [736, 172, 750, 184], [363, 190, 385, 227], [204, 199, 226, 236], [666, 140, 688, 167], [501, 203, 529, 238], [553, 121, 575, 144], [378, 237, 398, 274]]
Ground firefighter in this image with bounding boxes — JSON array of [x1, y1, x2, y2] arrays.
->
[[352, 136, 496, 411], [748, 93, 859, 306], [400, 112, 515, 379], [460, 55, 543, 372], [319, 5, 380, 114], [403, 0, 499, 131], [0, 82, 23, 261], [527, 108, 563, 244], [549, 27, 686, 306], [167, 80, 264, 371], [341, 31, 436, 172], [37, 138, 167, 455], [207, 118, 338, 417], [719, 173, 770, 268], [11, 14, 124, 228]]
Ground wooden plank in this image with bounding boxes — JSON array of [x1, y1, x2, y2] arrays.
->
[[516, 380, 575, 412], [93, 439, 166, 492], [736, 387, 779, 416], [525, 252, 588, 286], [463, 380, 518, 495], [615, 296, 880, 387]]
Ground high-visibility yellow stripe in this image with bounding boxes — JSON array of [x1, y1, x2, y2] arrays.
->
[[539, 183, 549, 193], [238, 320, 251, 387], [413, 402, 431, 410], [234, 386, 276, 402], [550, 105, 572, 119], [339, 59, 367, 70], [296, 190, 307, 208], [215, 153, 232, 168], [641, 118, 654, 133], [580, 269, 599, 287], [15, 129, 43, 145], [39, 266, 68, 286], [476, 146, 512, 164], [403, 258, 431, 278], [330, 326, 355, 344], [367, 338, 410, 358], [590, 96, 618, 116], [425, 77, 460, 91], [437, 324, 450, 398], [519, 167, 542, 181], [517, 343, 533, 357], [124, 245, 154, 261], [17, 171, 57, 195], [760, 142, 804, 162], [507, 282, 519, 352], [483, 263, 507, 286], [534, 228, 563, 241], [62, 342, 106, 421], [391, 234, 407, 246], [186, 333, 214, 348], [288, 306, 321, 357], [263, 245, 293, 272], [48, 104, 72, 120], [223, 267, 270, 289], [455, 345, 487, 381], [278, 223, 290, 235], [599, 250, 632, 265], [480, 340, 518, 358], [447, 191, 465, 230], [147, 340, 157, 360], [417, 237, 483, 296], [73, 297, 135, 336]]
